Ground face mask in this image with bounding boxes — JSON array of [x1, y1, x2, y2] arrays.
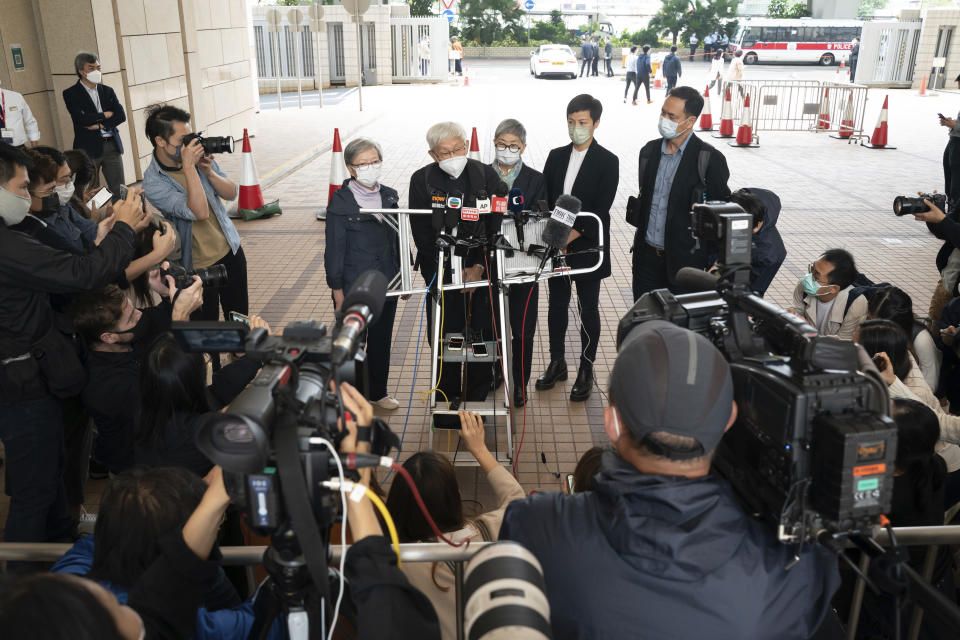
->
[[438, 155, 468, 179], [354, 163, 381, 188], [495, 147, 521, 166], [0, 186, 31, 226], [568, 125, 593, 146], [56, 180, 75, 206], [85, 69, 102, 84], [659, 116, 690, 140], [110, 314, 151, 345], [801, 272, 833, 297], [38, 193, 60, 215], [168, 141, 183, 163]]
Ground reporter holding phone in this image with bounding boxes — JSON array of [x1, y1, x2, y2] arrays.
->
[[940, 80, 960, 214], [324, 137, 403, 410]]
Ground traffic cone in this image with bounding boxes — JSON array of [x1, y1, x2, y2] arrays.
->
[[698, 85, 713, 131], [713, 86, 735, 138], [654, 70, 662, 89], [729, 93, 759, 147], [918, 74, 928, 97], [318, 127, 348, 220], [830, 92, 856, 140], [468, 127, 481, 161], [237, 129, 282, 221], [862, 95, 896, 149], [836, 60, 845, 75], [817, 87, 831, 130]]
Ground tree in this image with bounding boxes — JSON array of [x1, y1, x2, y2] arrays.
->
[[408, 0, 436, 16], [857, 0, 887, 18], [767, 0, 812, 18], [648, 0, 688, 45], [649, 0, 738, 46], [458, 0, 525, 45], [549, 9, 564, 27]]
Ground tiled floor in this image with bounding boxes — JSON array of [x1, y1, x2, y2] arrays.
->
[[1, 60, 954, 527]]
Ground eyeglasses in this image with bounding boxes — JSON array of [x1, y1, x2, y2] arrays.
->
[[55, 174, 75, 187], [349, 161, 381, 169], [807, 263, 831, 287], [494, 143, 522, 153], [31, 186, 56, 198], [434, 145, 465, 160]]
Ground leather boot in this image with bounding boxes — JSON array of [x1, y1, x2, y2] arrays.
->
[[535, 359, 567, 390], [514, 385, 527, 408], [569, 365, 594, 402]]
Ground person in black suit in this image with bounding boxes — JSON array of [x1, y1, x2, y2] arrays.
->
[[579, 39, 592, 78], [536, 94, 619, 402], [630, 86, 731, 301], [62, 52, 126, 197], [591, 38, 601, 77], [490, 118, 548, 407], [408, 122, 508, 408]]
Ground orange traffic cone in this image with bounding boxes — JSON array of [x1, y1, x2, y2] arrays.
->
[[238, 129, 264, 211], [918, 74, 928, 97], [729, 93, 759, 147], [318, 128, 348, 220], [836, 60, 845, 75], [862, 95, 896, 149], [468, 127, 481, 161], [698, 85, 713, 131], [830, 93, 856, 140], [713, 86, 735, 138], [817, 88, 831, 130], [654, 72, 662, 89]]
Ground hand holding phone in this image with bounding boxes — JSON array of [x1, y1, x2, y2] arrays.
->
[[229, 311, 250, 326], [87, 187, 112, 211]]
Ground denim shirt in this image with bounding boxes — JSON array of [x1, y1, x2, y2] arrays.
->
[[645, 135, 692, 249], [142, 156, 240, 270], [34, 203, 98, 254]]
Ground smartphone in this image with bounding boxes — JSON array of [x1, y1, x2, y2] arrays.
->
[[472, 342, 488, 358], [448, 336, 464, 351], [87, 187, 111, 211], [565, 474, 576, 494], [229, 311, 250, 326], [872, 354, 887, 371], [938, 113, 946, 119]]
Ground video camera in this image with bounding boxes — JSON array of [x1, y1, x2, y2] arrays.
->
[[617, 202, 897, 546], [182, 131, 235, 154]]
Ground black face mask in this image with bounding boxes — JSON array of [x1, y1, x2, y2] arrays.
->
[[112, 314, 154, 348], [37, 193, 60, 216]]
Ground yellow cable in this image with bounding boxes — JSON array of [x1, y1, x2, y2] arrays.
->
[[363, 486, 401, 567], [421, 266, 451, 411]]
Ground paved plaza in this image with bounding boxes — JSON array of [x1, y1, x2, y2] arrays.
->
[[1, 59, 957, 526]]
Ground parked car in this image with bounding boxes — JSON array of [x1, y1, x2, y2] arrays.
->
[[529, 44, 578, 79]]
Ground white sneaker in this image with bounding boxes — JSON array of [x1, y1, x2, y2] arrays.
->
[[373, 396, 400, 411]]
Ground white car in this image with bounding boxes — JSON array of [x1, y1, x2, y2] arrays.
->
[[529, 44, 578, 79]]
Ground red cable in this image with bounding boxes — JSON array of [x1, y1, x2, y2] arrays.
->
[[390, 462, 467, 547], [483, 253, 509, 391], [512, 284, 535, 478]]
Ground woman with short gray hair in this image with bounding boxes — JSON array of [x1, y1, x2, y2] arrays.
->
[[324, 136, 402, 410]]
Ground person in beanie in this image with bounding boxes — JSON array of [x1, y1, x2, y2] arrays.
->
[[501, 321, 841, 640]]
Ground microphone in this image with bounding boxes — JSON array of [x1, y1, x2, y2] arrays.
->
[[331, 270, 388, 365], [507, 187, 526, 249], [674, 267, 720, 292], [536, 194, 582, 278]]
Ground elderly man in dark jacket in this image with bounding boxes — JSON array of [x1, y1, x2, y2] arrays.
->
[[500, 321, 840, 640], [728, 187, 787, 296]]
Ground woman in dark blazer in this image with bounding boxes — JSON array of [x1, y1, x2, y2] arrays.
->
[[490, 119, 548, 407], [324, 137, 402, 410], [535, 94, 619, 402]]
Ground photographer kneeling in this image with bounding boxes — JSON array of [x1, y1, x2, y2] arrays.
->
[[500, 321, 839, 639]]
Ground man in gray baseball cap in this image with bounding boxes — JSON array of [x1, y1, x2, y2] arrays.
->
[[501, 320, 840, 640]]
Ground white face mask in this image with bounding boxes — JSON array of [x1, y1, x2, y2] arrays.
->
[[659, 116, 691, 140], [438, 155, 468, 179], [86, 69, 102, 84], [495, 147, 521, 166], [55, 180, 76, 206], [0, 186, 32, 226], [568, 125, 593, 146], [354, 163, 381, 188]]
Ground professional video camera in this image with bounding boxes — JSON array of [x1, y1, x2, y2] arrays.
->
[[893, 192, 947, 216], [617, 201, 897, 546], [182, 131, 235, 154], [171, 270, 398, 637]]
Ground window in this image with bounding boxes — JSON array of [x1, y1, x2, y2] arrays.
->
[[741, 27, 757, 47], [786, 28, 800, 42]]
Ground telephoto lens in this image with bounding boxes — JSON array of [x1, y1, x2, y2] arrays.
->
[[194, 263, 228, 288], [893, 193, 947, 216], [202, 136, 234, 154]]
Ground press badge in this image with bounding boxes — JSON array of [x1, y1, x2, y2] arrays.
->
[[0, 129, 13, 144]]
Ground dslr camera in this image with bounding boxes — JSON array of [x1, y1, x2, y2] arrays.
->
[[893, 192, 947, 216], [182, 132, 235, 154], [161, 262, 228, 290]]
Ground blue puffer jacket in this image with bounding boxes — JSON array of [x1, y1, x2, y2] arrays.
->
[[500, 452, 840, 640], [52, 536, 283, 640], [324, 180, 401, 291]]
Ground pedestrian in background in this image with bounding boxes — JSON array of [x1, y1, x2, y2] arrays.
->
[[418, 34, 431, 76], [662, 45, 682, 93], [579, 37, 591, 78], [451, 37, 463, 75], [636, 44, 653, 104], [604, 39, 614, 77], [591, 38, 601, 77], [0, 79, 40, 150], [850, 37, 860, 83], [726, 49, 745, 98], [709, 49, 725, 96], [688, 33, 699, 62], [624, 46, 639, 104], [703, 32, 714, 57]]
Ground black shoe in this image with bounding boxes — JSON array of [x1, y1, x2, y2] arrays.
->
[[514, 385, 527, 408], [89, 458, 108, 480], [535, 359, 568, 390], [570, 366, 594, 402]]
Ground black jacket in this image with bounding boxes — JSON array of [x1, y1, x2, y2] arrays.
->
[[408, 158, 507, 286], [542, 139, 619, 280], [0, 220, 136, 403], [926, 215, 960, 292], [634, 134, 731, 284], [636, 52, 652, 76], [324, 180, 401, 291], [511, 162, 549, 210], [500, 453, 840, 640], [741, 187, 787, 296], [662, 52, 682, 78], [62, 80, 126, 158]]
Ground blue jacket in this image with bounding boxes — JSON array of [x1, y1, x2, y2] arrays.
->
[[500, 452, 839, 640], [33, 203, 98, 254], [743, 187, 787, 296], [62, 80, 126, 157], [52, 536, 283, 640], [636, 52, 652, 76], [324, 179, 400, 291], [662, 52, 682, 78]]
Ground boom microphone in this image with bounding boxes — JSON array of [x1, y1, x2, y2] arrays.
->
[[331, 270, 388, 365], [675, 266, 720, 292], [536, 194, 582, 278]]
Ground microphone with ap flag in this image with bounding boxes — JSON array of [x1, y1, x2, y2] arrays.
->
[[331, 270, 388, 366]]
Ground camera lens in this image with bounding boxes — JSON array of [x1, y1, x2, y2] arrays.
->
[[202, 136, 235, 154], [893, 196, 927, 217], [196, 263, 228, 288]]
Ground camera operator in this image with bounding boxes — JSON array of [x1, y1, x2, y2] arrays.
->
[[141, 104, 247, 322], [0, 466, 233, 640], [939, 84, 960, 214], [790, 248, 868, 340], [727, 187, 786, 297], [908, 196, 960, 324], [68, 274, 203, 474], [500, 321, 839, 639], [0, 142, 146, 544]]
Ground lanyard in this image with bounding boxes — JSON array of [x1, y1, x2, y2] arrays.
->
[[0, 92, 5, 125]]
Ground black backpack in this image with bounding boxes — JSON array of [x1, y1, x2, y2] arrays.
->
[[843, 273, 892, 316]]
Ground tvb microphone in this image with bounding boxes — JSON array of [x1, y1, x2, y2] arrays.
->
[[536, 194, 582, 278], [331, 270, 388, 366]]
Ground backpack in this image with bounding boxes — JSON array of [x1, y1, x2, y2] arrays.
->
[[842, 273, 893, 316], [625, 144, 713, 228]]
